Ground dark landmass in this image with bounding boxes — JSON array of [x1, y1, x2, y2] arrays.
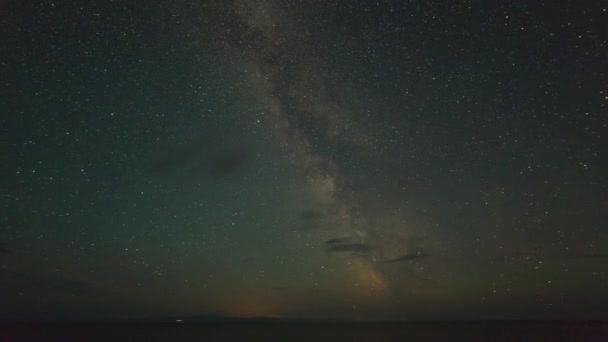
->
[[1, 320, 606, 342]]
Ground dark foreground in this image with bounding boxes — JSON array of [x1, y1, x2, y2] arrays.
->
[[1, 321, 607, 341]]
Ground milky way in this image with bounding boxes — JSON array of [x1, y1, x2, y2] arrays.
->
[[200, 0, 440, 291]]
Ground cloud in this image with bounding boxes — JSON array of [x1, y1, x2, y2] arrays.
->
[[208, 145, 248, 179], [382, 250, 426, 264], [148, 136, 247, 180], [325, 243, 371, 255], [324, 237, 351, 246]]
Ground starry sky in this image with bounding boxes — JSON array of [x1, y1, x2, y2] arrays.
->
[[1, 0, 607, 320]]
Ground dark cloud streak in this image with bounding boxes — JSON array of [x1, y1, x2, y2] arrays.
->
[[324, 237, 351, 246], [325, 243, 371, 254], [148, 140, 248, 180], [208, 145, 248, 179], [382, 250, 426, 264]]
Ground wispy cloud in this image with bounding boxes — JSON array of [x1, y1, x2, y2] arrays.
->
[[325, 242, 371, 255], [149, 137, 247, 180], [324, 237, 351, 246], [382, 250, 426, 264]]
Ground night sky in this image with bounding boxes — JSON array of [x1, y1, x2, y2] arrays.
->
[[1, 1, 607, 320]]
